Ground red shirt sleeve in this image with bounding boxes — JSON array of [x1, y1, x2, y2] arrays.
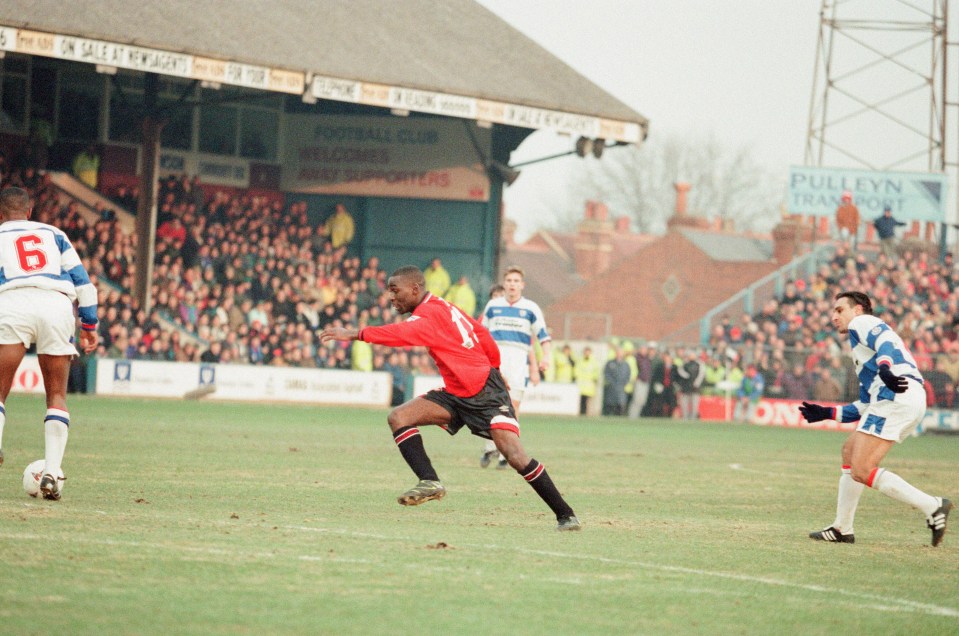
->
[[359, 316, 433, 348], [471, 316, 500, 368]]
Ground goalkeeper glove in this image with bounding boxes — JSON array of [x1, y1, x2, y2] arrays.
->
[[878, 365, 908, 393], [799, 401, 834, 423]]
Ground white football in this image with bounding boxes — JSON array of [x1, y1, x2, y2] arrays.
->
[[22, 460, 64, 498]]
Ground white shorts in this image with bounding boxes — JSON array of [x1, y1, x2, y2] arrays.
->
[[0, 287, 78, 356], [857, 380, 926, 443], [499, 354, 529, 404]]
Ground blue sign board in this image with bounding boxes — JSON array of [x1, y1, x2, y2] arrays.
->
[[788, 166, 948, 221]]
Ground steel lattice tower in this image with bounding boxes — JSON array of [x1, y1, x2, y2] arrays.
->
[[805, 0, 959, 229]]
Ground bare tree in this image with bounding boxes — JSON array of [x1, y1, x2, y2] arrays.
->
[[551, 133, 784, 234]]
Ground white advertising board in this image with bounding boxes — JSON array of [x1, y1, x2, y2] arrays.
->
[[412, 375, 579, 416], [95, 359, 390, 407]]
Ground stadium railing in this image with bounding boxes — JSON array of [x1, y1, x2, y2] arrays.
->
[[660, 243, 835, 346]]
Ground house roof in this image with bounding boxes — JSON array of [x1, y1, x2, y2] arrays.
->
[[0, 0, 647, 141], [676, 227, 774, 262], [499, 247, 583, 309], [544, 229, 780, 340], [499, 225, 656, 309]]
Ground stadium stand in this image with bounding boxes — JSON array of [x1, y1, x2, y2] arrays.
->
[[1, 167, 440, 397], [5, 162, 958, 411]]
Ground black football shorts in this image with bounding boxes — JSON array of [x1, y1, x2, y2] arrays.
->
[[423, 368, 520, 440]]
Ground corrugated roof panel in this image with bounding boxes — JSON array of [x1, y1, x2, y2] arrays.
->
[[677, 228, 773, 262], [0, 0, 646, 126]]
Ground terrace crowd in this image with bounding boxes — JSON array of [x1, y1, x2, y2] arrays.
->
[[4, 160, 959, 411]]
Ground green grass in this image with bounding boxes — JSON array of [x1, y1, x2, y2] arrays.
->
[[0, 395, 956, 635]]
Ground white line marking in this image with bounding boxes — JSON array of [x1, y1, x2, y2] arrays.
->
[[0, 523, 955, 619], [282, 525, 959, 619], [728, 463, 766, 474]]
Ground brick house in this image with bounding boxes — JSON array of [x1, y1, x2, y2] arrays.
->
[[499, 192, 804, 342]]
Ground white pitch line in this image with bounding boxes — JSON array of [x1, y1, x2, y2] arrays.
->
[[728, 462, 767, 474], [283, 524, 958, 619], [1, 524, 956, 619], [491, 546, 959, 619]]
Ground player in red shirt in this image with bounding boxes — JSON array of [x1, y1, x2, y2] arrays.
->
[[320, 265, 580, 531]]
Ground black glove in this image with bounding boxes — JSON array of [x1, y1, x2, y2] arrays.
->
[[799, 401, 834, 423], [878, 365, 908, 393]]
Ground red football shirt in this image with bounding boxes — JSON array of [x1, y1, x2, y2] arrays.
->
[[358, 293, 501, 397]]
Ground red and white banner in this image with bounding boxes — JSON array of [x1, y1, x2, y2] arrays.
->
[[10, 356, 45, 394], [699, 396, 856, 432]]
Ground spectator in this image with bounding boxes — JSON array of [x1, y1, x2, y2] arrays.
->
[[834, 190, 860, 247], [643, 352, 677, 417], [350, 334, 373, 372], [381, 351, 408, 407], [812, 368, 842, 402], [925, 358, 954, 408], [424, 257, 451, 298], [938, 342, 959, 385], [574, 346, 600, 415], [320, 203, 355, 249], [71, 144, 101, 189], [551, 343, 575, 383], [444, 274, 477, 317], [621, 340, 639, 416], [676, 349, 705, 419], [602, 346, 630, 416], [782, 363, 814, 400], [156, 216, 187, 243], [735, 364, 765, 422], [874, 205, 907, 260], [628, 343, 654, 418], [200, 341, 223, 363]]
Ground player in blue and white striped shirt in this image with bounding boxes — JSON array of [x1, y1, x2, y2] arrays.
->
[[0, 187, 99, 500], [800, 291, 951, 546], [478, 266, 551, 468]]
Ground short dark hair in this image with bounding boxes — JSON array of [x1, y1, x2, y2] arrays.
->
[[0, 187, 31, 215], [391, 265, 425, 287], [835, 291, 873, 315]]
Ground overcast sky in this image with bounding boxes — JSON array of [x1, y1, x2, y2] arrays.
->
[[474, 0, 952, 238]]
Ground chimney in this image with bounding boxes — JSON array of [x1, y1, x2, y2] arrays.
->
[[614, 216, 631, 233], [575, 200, 613, 279], [667, 182, 711, 231], [500, 216, 517, 247], [674, 181, 691, 216], [771, 220, 812, 265]]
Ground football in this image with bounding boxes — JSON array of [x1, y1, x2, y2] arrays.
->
[[22, 460, 64, 498]]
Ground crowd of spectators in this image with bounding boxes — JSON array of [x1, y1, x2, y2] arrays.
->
[[0, 167, 445, 399], [6, 160, 959, 412], [573, 241, 959, 416]]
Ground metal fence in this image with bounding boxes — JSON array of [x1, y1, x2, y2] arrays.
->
[[661, 243, 835, 347]]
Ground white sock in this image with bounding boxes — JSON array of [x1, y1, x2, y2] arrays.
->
[[871, 468, 938, 516], [0, 401, 5, 450], [833, 465, 864, 534], [484, 439, 497, 453], [43, 409, 70, 477]]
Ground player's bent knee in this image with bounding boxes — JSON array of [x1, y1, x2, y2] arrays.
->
[[386, 408, 408, 431], [850, 465, 875, 484]]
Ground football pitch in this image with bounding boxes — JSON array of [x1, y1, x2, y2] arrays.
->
[[0, 395, 956, 635]]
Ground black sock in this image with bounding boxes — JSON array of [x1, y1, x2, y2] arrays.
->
[[392, 427, 439, 481], [519, 459, 574, 520]]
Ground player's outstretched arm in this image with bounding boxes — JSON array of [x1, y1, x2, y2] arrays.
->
[[799, 401, 835, 423], [319, 326, 358, 343]]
